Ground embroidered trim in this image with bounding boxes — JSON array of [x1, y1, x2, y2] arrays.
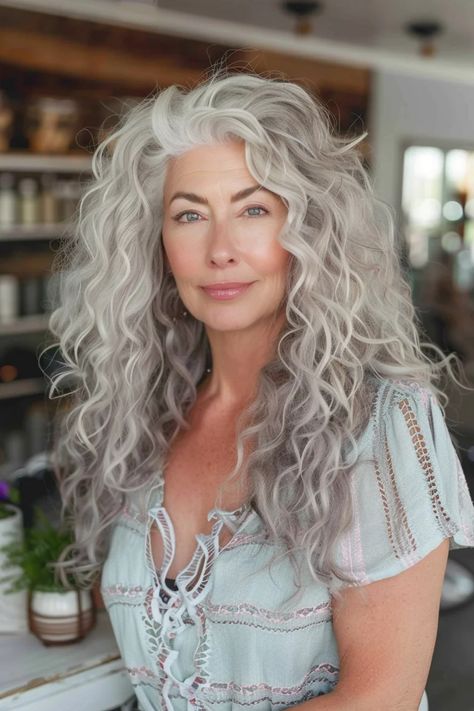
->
[[101, 583, 147, 608], [200, 662, 339, 704], [203, 599, 332, 630]]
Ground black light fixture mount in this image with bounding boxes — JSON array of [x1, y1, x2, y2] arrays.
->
[[405, 20, 444, 57], [281, 1, 324, 36]]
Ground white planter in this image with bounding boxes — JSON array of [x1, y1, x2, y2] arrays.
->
[[30, 588, 95, 644], [0, 503, 28, 633]]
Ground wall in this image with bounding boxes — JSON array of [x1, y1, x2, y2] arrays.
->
[[368, 70, 474, 220]]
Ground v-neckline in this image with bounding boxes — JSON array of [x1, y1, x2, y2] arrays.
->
[[143, 467, 256, 596]]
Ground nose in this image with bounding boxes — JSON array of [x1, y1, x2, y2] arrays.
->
[[206, 217, 239, 267]]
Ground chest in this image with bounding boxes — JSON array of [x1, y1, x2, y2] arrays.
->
[[149, 415, 252, 580]]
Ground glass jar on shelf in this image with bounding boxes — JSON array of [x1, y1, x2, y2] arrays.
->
[[24, 97, 80, 154]]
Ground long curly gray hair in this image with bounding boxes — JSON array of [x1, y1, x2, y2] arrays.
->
[[42, 66, 464, 602]]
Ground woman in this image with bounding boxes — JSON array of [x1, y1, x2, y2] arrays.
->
[[46, 68, 474, 710]]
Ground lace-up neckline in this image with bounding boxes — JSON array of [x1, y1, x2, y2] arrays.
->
[[141, 477, 257, 708], [144, 470, 255, 599]]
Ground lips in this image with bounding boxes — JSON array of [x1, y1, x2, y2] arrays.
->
[[200, 282, 254, 300], [202, 282, 252, 288]]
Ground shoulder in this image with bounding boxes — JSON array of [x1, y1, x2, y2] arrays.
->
[[368, 376, 435, 420], [364, 376, 442, 454], [330, 375, 474, 592], [350, 376, 436, 459]]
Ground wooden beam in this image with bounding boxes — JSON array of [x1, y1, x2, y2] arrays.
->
[[0, 26, 206, 90]]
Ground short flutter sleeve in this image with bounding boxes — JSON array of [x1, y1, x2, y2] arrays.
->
[[332, 379, 474, 591]]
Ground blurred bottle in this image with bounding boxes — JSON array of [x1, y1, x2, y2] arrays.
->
[[0, 173, 17, 226], [21, 276, 42, 316], [39, 173, 59, 224], [60, 179, 80, 221], [0, 275, 20, 323], [18, 177, 40, 225]]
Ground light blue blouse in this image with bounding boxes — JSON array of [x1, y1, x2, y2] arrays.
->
[[100, 378, 474, 710]]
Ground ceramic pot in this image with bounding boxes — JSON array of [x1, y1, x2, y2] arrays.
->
[[0, 503, 28, 633], [29, 587, 96, 645]]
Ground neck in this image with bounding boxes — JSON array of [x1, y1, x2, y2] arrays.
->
[[200, 308, 286, 408]]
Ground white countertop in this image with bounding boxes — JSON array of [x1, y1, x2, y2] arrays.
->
[[0, 609, 134, 710]]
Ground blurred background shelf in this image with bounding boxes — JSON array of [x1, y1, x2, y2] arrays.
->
[[0, 377, 44, 400], [0, 314, 50, 336], [0, 223, 72, 241], [0, 153, 92, 172]]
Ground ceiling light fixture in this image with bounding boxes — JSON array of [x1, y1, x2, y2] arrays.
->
[[281, 1, 324, 36], [405, 20, 445, 58]]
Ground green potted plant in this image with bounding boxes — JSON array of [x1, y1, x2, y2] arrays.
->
[[0, 478, 28, 633], [0, 504, 96, 645]]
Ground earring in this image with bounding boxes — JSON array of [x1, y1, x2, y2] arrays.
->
[[171, 308, 188, 324]]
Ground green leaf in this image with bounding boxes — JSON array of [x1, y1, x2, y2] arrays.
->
[[0, 504, 77, 592]]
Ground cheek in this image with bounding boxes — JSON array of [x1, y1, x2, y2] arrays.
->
[[255, 244, 290, 277], [163, 242, 199, 277]]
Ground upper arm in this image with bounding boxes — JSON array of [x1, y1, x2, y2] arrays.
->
[[332, 537, 449, 710]]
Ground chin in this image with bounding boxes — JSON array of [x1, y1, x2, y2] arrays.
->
[[202, 313, 259, 331]]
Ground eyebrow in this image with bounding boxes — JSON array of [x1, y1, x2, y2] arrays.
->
[[168, 184, 274, 206]]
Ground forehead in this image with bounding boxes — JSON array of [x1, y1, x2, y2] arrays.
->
[[164, 140, 249, 184]]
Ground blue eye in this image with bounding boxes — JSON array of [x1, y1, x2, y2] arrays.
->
[[172, 206, 269, 223], [173, 210, 200, 223], [246, 206, 268, 217]]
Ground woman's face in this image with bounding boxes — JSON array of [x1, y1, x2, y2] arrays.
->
[[161, 139, 290, 333]]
